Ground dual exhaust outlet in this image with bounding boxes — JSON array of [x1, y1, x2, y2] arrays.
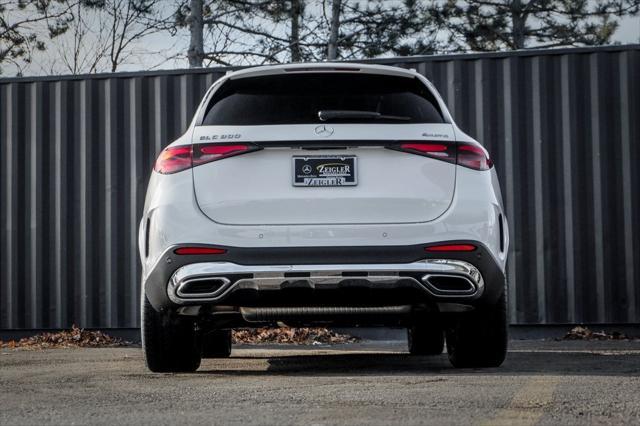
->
[[174, 269, 481, 302]]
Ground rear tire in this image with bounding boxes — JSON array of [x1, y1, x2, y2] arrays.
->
[[142, 295, 201, 372], [445, 291, 508, 368], [408, 317, 445, 355], [202, 330, 232, 358]]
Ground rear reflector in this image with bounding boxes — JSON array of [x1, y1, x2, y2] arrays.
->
[[154, 143, 261, 175], [425, 244, 477, 252], [174, 247, 227, 255]]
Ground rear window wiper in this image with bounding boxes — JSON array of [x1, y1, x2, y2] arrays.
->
[[318, 110, 410, 122]]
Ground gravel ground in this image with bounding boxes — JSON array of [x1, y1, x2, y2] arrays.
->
[[1, 340, 640, 425]]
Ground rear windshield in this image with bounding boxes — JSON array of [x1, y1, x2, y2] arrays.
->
[[201, 73, 445, 125]]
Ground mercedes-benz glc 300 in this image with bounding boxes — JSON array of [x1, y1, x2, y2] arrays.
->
[[140, 63, 509, 372]]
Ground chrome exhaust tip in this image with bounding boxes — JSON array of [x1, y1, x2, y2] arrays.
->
[[421, 274, 478, 296], [176, 277, 231, 299]]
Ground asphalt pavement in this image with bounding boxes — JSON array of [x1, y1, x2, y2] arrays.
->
[[1, 340, 640, 425]]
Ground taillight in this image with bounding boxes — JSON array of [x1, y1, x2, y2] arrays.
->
[[192, 143, 258, 166], [457, 143, 493, 170], [388, 141, 492, 171], [154, 143, 261, 175], [154, 146, 192, 174], [425, 244, 477, 252], [174, 247, 227, 255], [389, 142, 456, 164]]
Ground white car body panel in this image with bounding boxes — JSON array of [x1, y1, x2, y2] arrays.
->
[[192, 124, 457, 225]]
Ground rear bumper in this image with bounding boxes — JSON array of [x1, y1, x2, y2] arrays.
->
[[144, 241, 506, 312]]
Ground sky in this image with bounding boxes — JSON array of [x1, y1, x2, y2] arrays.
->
[[615, 14, 640, 43]]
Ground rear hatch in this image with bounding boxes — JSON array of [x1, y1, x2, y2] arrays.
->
[[191, 72, 457, 226]]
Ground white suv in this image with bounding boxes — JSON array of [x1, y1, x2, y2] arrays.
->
[[139, 63, 509, 372]]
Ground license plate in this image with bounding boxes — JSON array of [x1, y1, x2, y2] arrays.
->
[[292, 156, 357, 187]]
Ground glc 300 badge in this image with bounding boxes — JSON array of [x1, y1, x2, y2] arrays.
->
[[314, 125, 334, 137], [199, 133, 242, 141]]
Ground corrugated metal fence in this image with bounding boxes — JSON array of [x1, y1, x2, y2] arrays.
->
[[1, 45, 639, 329]]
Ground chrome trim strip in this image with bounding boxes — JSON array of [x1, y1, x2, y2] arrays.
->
[[234, 275, 413, 288], [168, 259, 484, 304]]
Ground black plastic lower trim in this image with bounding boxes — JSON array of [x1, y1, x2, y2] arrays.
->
[[144, 241, 506, 312]]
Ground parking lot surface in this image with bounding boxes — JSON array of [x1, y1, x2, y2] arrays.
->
[[1, 340, 640, 425]]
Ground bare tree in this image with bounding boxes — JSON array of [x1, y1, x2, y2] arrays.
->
[[50, 0, 110, 74], [235, 0, 432, 63], [428, 0, 640, 51], [25, 0, 171, 74], [101, 0, 166, 71], [175, 0, 293, 67], [289, 0, 302, 61], [174, 0, 436, 67], [326, 0, 341, 59], [186, 0, 203, 66], [314, 0, 438, 60], [0, 0, 75, 74]]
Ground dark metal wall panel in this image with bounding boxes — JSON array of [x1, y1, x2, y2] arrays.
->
[[1, 46, 638, 328]]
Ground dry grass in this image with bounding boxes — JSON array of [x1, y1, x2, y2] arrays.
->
[[233, 327, 359, 345], [1, 325, 358, 350], [562, 326, 632, 341], [1, 325, 128, 350]]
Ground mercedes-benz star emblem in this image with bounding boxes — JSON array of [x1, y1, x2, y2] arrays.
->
[[314, 124, 334, 137], [302, 165, 313, 174]]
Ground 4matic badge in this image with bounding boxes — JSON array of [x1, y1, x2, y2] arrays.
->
[[422, 132, 449, 138]]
